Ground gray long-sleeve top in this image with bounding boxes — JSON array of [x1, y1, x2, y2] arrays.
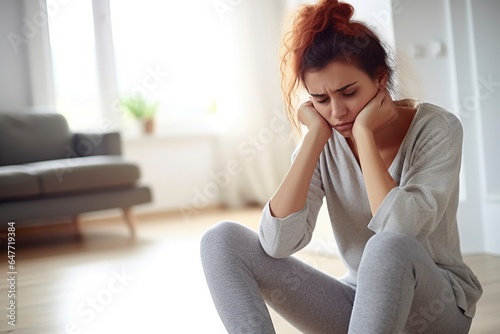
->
[[259, 100, 482, 317]]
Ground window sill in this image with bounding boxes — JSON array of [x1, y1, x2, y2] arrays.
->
[[122, 124, 218, 143]]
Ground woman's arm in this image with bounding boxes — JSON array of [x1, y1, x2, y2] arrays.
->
[[354, 128, 397, 215], [352, 90, 398, 215], [367, 108, 463, 238], [269, 101, 332, 218], [260, 101, 330, 257]]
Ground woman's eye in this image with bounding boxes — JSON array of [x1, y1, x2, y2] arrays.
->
[[316, 98, 329, 104], [343, 91, 356, 97]]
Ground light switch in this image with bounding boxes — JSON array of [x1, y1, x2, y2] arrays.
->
[[410, 44, 425, 58], [430, 41, 445, 57]]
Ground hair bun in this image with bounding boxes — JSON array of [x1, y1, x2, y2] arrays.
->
[[315, 0, 355, 34], [316, 0, 354, 27], [332, 2, 354, 22]]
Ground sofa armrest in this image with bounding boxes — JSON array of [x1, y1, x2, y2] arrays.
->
[[73, 132, 122, 157]]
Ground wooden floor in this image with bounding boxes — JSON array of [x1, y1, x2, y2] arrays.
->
[[0, 207, 498, 333]]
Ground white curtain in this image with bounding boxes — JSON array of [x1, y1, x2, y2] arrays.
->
[[214, 0, 297, 207]]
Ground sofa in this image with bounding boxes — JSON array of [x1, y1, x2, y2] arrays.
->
[[0, 112, 152, 237]]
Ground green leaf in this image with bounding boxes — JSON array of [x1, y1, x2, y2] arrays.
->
[[119, 94, 159, 120]]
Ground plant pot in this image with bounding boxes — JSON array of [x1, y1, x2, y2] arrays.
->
[[143, 118, 155, 135]]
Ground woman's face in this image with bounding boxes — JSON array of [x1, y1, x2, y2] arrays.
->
[[303, 61, 381, 137]]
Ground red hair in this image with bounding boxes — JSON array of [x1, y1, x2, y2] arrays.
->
[[280, 0, 394, 134]]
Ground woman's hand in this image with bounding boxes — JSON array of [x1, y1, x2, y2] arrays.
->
[[352, 89, 398, 138], [269, 100, 331, 218], [298, 100, 332, 142], [351, 89, 398, 215]]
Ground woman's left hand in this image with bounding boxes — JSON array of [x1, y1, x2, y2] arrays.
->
[[352, 89, 398, 137]]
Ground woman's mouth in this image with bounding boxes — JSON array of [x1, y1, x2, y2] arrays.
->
[[333, 122, 354, 131]]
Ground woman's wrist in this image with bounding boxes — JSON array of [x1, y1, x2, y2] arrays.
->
[[352, 123, 374, 143], [305, 124, 332, 147], [269, 124, 328, 218]]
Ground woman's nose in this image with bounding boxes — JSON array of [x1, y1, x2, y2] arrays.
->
[[331, 99, 347, 119]]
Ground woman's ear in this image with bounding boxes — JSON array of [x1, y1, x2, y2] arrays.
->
[[378, 74, 388, 89], [375, 67, 388, 89]]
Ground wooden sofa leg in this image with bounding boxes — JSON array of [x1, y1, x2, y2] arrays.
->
[[73, 215, 82, 240], [123, 208, 136, 238]]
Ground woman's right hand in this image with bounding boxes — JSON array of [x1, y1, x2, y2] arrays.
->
[[298, 100, 332, 142], [269, 100, 330, 218], [269, 100, 331, 218]]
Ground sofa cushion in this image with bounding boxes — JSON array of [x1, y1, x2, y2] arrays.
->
[[0, 166, 41, 201], [23, 156, 141, 196], [0, 112, 73, 166]]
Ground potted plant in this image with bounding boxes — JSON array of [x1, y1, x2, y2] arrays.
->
[[119, 94, 159, 135]]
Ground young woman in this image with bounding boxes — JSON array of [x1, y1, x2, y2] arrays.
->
[[201, 1, 482, 333]]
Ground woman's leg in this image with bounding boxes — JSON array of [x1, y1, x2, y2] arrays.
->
[[348, 231, 472, 334], [200, 221, 356, 334]]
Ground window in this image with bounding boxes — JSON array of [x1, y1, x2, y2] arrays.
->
[[47, 0, 102, 130], [47, 0, 225, 135], [109, 0, 225, 136]]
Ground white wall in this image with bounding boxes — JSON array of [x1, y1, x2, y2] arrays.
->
[[0, 0, 32, 110], [22, 0, 55, 107], [392, 0, 482, 251], [391, 0, 500, 255], [392, 0, 455, 109], [350, 0, 395, 45], [448, 0, 486, 254], [123, 134, 219, 218], [469, 0, 500, 255], [470, 0, 500, 198]]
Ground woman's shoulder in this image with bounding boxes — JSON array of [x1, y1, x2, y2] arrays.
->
[[402, 99, 463, 137], [398, 100, 464, 165]]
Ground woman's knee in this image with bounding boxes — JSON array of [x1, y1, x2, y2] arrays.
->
[[363, 231, 421, 262], [200, 221, 256, 258]]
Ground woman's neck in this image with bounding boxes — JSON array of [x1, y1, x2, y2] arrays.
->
[[345, 99, 417, 166], [375, 99, 417, 149]]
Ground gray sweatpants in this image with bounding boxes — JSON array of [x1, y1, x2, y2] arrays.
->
[[200, 221, 472, 334]]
